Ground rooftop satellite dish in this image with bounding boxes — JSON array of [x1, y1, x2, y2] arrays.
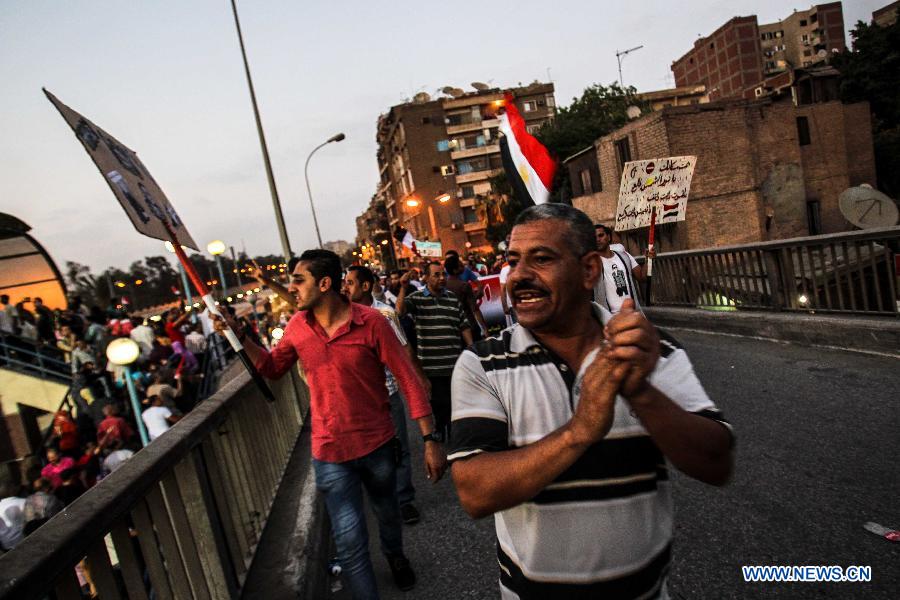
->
[[413, 92, 431, 103], [626, 105, 642, 119], [449, 88, 465, 98], [471, 82, 489, 91], [816, 49, 828, 59], [441, 86, 455, 95], [839, 185, 899, 229]]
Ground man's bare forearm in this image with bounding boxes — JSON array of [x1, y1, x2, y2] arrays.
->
[[451, 424, 588, 519], [260, 278, 297, 309], [627, 386, 733, 486]]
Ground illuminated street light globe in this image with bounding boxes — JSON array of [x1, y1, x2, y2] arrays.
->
[[106, 337, 140, 366], [207, 240, 226, 256]]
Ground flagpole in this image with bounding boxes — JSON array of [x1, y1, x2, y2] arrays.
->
[[645, 204, 657, 307], [164, 224, 276, 402]]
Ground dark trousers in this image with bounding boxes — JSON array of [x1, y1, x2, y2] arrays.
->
[[427, 376, 452, 441]]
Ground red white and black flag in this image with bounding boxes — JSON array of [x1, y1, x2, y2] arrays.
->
[[393, 225, 418, 254], [498, 92, 557, 205]]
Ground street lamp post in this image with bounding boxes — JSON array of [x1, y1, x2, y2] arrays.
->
[[106, 338, 149, 447], [229, 0, 292, 264], [304, 132, 346, 248], [207, 240, 228, 297]]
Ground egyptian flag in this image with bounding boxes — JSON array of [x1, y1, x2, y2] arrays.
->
[[498, 92, 557, 205], [393, 226, 418, 254]]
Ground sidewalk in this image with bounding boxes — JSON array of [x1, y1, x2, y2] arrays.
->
[[644, 306, 900, 357]]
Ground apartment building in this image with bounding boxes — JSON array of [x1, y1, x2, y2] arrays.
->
[[672, 3, 845, 100], [370, 82, 556, 259]]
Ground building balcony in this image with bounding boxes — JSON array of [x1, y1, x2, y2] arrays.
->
[[464, 220, 487, 232], [446, 118, 499, 136], [456, 168, 503, 185], [459, 198, 476, 208], [450, 144, 500, 161]]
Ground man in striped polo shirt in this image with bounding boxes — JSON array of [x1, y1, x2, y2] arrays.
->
[[397, 261, 474, 441], [449, 204, 734, 599]]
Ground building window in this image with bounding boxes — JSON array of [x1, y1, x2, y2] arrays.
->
[[796, 116, 811, 146], [614, 137, 631, 172], [579, 169, 593, 195], [522, 101, 535, 112], [546, 95, 555, 107], [810, 13, 818, 23], [803, 49, 812, 57], [775, 30, 783, 38], [440, 165, 455, 176], [460, 185, 475, 199], [436, 140, 450, 152], [463, 206, 479, 224], [421, 116, 431, 125], [807, 200, 822, 235], [526, 123, 543, 134]]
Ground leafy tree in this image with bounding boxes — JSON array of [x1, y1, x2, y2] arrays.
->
[[831, 18, 900, 197]]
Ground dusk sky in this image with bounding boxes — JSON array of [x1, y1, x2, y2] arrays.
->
[[0, 0, 881, 272]]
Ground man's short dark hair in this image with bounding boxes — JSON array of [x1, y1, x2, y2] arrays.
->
[[347, 265, 375, 288], [514, 203, 597, 257], [298, 249, 342, 292], [595, 223, 613, 237], [288, 256, 301, 273], [389, 269, 402, 278], [444, 249, 460, 258], [444, 254, 462, 275], [425, 260, 443, 275]]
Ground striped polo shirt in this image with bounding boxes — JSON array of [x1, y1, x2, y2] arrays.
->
[[449, 303, 732, 600], [404, 287, 471, 377]]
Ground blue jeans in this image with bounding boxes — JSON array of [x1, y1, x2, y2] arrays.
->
[[313, 441, 404, 600], [388, 391, 415, 506]]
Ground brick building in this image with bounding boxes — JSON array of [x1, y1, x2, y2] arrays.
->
[[567, 96, 877, 255], [873, 1, 899, 27], [366, 82, 556, 261], [672, 3, 846, 100]]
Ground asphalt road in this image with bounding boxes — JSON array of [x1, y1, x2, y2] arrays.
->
[[334, 330, 900, 599]]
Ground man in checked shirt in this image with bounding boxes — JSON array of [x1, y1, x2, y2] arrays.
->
[[215, 249, 444, 599]]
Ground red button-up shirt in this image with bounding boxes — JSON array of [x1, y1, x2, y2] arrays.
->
[[255, 302, 431, 462]]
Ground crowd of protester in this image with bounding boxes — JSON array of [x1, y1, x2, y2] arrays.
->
[[0, 292, 274, 553]]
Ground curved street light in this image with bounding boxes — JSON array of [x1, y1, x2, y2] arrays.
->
[[305, 133, 346, 248]]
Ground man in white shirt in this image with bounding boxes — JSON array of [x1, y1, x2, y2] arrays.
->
[[0, 295, 17, 335], [142, 395, 181, 441], [184, 326, 207, 355], [129, 318, 156, 361], [0, 484, 27, 551], [593, 224, 652, 314]]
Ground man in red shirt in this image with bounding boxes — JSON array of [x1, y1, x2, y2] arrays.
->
[[96, 404, 135, 450], [163, 309, 189, 345], [216, 249, 444, 598]]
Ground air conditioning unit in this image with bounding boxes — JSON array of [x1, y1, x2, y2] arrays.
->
[[754, 86, 766, 98]]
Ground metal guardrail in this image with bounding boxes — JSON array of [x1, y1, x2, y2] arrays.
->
[[0, 367, 310, 599], [650, 227, 900, 316], [0, 333, 71, 381]]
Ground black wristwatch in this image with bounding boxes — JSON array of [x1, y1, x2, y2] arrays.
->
[[422, 432, 440, 444]]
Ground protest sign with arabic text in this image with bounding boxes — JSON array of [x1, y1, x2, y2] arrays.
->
[[614, 156, 696, 231], [44, 89, 198, 250]]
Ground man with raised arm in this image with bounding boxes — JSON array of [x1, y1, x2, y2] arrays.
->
[[215, 249, 444, 599], [449, 204, 733, 599]]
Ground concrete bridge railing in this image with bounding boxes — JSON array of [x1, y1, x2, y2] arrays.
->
[[0, 367, 310, 599]]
